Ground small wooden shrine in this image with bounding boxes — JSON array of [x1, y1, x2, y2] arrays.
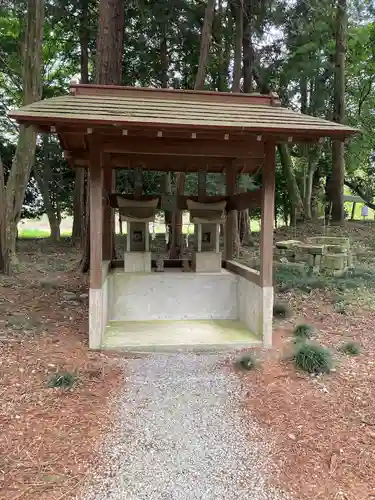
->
[[10, 84, 358, 351]]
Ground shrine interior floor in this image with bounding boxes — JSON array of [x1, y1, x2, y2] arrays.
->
[[102, 319, 261, 352]]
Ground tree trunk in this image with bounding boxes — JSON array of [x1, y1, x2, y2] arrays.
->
[[72, 168, 85, 242], [49, 216, 61, 241], [331, 0, 347, 223], [79, 0, 124, 271], [0, 156, 9, 274], [72, 0, 89, 243], [304, 146, 322, 219], [1, 0, 44, 274], [278, 144, 305, 222], [95, 0, 124, 85], [194, 0, 215, 90], [242, 0, 253, 93], [231, 0, 243, 92]]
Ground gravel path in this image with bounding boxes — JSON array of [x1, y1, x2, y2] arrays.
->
[[78, 354, 290, 500]]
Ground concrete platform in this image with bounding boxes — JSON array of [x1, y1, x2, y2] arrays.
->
[[103, 319, 261, 353]]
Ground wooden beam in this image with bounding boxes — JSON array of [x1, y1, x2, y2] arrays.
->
[[101, 137, 265, 158], [224, 162, 237, 260], [67, 152, 263, 173], [89, 148, 103, 289], [260, 142, 276, 287]]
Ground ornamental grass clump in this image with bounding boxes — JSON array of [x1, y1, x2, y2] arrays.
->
[[293, 323, 315, 341], [236, 353, 258, 371], [48, 371, 78, 389], [294, 342, 332, 374], [273, 302, 292, 319], [339, 341, 361, 356]]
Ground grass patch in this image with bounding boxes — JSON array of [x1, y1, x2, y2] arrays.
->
[[236, 353, 258, 371], [18, 228, 72, 239], [294, 342, 333, 374], [273, 302, 292, 319], [294, 323, 315, 340], [275, 264, 375, 294], [339, 341, 361, 356], [48, 371, 78, 389]]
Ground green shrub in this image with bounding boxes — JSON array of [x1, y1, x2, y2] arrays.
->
[[339, 341, 361, 356], [334, 301, 347, 314], [48, 371, 78, 389], [293, 323, 315, 340], [236, 354, 257, 371], [294, 342, 332, 374], [273, 302, 292, 319]]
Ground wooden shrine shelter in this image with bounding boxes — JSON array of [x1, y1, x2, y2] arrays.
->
[[10, 84, 358, 351]]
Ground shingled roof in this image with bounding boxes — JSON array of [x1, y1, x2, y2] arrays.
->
[[9, 84, 358, 141]]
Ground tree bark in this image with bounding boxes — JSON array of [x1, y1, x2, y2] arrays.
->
[[194, 0, 215, 90], [79, 0, 124, 271], [231, 0, 243, 93], [242, 0, 253, 93], [278, 144, 305, 224], [0, 156, 9, 274], [72, 168, 85, 242], [95, 0, 124, 85], [72, 0, 89, 243], [1, 0, 44, 274], [331, 0, 347, 223], [33, 136, 62, 242]]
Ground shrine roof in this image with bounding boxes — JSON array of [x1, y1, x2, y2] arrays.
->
[[9, 84, 358, 141]]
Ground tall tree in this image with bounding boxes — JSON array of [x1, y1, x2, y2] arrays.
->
[[0, 0, 44, 274], [195, 0, 215, 90], [72, 0, 90, 243], [79, 0, 124, 272], [330, 0, 347, 222]]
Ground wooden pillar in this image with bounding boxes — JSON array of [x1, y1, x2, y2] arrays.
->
[[224, 163, 236, 260], [260, 142, 276, 348], [103, 168, 115, 261], [89, 149, 104, 349], [90, 156, 103, 288], [260, 143, 276, 287]]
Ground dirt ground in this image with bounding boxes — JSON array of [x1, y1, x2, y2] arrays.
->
[[0, 239, 123, 500], [1, 223, 375, 500], [236, 221, 375, 500]]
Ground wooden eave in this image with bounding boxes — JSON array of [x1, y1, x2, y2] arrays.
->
[[8, 84, 359, 173]]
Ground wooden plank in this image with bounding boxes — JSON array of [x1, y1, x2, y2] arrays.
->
[[89, 147, 103, 289], [72, 83, 277, 105], [260, 142, 276, 287], [224, 162, 236, 260], [223, 260, 261, 286]]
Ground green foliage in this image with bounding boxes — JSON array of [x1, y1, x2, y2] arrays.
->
[[294, 342, 333, 374], [339, 341, 361, 356], [48, 371, 78, 389], [293, 323, 315, 340], [1, 0, 374, 226], [273, 302, 292, 318], [236, 353, 258, 371]]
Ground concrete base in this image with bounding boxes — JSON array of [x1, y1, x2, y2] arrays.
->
[[103, 319, 261, 353], [193, 251, 222, 273], [124, 251, 151, 273]]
